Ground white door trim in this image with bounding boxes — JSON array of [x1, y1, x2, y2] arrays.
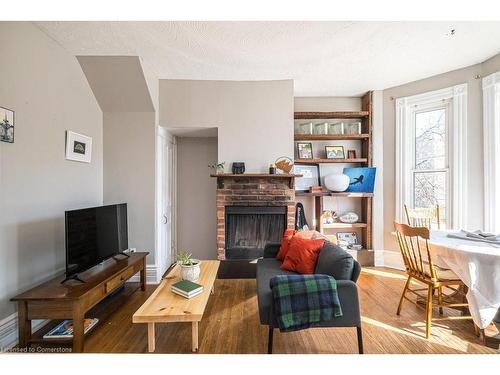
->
[[155, 126, 177, 282], [483, 71, 500, 232]]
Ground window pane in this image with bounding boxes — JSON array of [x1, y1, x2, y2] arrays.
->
[[415, 109, 446, 170], [414, 171, 447, 225]]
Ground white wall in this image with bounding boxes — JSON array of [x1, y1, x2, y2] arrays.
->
[[0, 22, 103, 320], [78, 57, 157, 267], [176, 137, 218, 260], [103, 112, 156, 263], [159, 80, 294, 173], [381, 53, 500, 266]]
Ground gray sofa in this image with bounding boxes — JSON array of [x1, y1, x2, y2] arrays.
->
[[256, 241, 363, 354]]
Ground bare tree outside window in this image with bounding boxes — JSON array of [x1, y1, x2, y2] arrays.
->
[[413, 108, 448, 226]]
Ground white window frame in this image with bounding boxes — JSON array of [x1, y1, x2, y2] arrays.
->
[[483, 71, 500, 232], [395, 84, 468, 229]]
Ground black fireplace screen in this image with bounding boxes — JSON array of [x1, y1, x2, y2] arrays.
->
[[225, 206, 287, 260]]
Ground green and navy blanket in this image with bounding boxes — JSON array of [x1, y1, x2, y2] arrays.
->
[[270, 274, 342, 332]]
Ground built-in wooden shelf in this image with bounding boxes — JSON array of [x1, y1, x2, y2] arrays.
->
[[210, 173, 301, 178], [294, 134, 370, 141], [321, 222, 368, 229], [296, 191, 373, 198], [295, 158, 368, 164], [293, 91, 374, 259], [294, 111, 370, 119]]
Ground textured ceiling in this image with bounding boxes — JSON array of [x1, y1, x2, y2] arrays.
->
[[37, 21, 500, 96]]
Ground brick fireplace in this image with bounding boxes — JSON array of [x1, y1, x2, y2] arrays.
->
[[213, 174, 298, 260]]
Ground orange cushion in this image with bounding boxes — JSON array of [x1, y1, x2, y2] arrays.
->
[[276, 230, 328, 260], [276, 229, 296, 260], [281, 236, 325, 274]]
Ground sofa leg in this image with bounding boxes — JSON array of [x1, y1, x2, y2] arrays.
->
[[356, 326, 364, 354], [267, 326, 274, 354]]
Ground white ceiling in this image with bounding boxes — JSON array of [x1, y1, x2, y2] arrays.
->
[[37, 21, 500, 96]]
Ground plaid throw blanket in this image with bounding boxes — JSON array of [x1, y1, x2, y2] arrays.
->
[[270, 274, 342, 332]]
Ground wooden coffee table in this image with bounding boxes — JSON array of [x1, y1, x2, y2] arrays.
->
[[132, 260, 220, 353]]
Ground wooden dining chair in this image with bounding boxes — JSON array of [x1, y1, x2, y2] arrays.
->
[[394, 222, 471, 338], [404, 204, 441, 229]]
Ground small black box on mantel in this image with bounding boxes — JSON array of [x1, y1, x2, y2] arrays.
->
[[232, 162, 245, 174]]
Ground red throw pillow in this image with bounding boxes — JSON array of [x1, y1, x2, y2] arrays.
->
[[281, 236, 325, 274], [276, 229, 296, 260]]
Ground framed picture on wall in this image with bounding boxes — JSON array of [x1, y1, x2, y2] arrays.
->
[[0, 106, 15, 143], [65, 131, 93, 163], [293, 164, 320, 192]]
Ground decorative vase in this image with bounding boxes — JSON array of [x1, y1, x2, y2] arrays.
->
[[232, 162, 245, 174], [180, 260, 201, 281], [324, 173, 350, 192]]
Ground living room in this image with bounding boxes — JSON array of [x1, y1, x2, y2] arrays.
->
[[1, 1, 500, 373]]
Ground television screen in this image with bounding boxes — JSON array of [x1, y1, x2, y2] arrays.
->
[[65, 203, 128, 277]]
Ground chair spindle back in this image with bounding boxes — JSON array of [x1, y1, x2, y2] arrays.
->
[[404, 204, 441, 230], [394, 222, 438, 281]]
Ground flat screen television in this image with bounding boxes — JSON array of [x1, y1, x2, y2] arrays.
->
[[64, 203, 128, 281]]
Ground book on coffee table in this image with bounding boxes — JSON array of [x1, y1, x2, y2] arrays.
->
[[171, 280, 203, 298]]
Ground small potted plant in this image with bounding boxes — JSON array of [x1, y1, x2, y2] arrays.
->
[[177, 252, 201, 281], [208, 161, 225, 174]]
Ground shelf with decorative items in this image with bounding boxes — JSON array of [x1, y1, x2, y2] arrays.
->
[[294, 134, 370, 141], [320, 222, 368, 229], [295, 191, 373, 198], [293, 92, 374, 265], [295, 158, 368, 164]]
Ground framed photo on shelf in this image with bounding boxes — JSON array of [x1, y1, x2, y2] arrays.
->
[[336, 232, 358, 246], [296, 142, 313, 159], [325, 145, 345, 159], [293, 164, 320, 192], [343, 167, 376, 193]]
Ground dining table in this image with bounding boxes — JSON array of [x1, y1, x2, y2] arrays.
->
[[426, 230, 500, 332]]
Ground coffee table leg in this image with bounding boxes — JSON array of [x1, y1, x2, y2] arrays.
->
[[192, 321, 199, 352], [148, 323, 155, 353]]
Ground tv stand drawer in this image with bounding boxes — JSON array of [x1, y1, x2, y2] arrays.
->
[[105, 266, 135, 293]]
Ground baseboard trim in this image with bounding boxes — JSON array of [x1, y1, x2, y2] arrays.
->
[[0, 313, 49, 350], [127, 264, 159, 284], [377, 250, 405, 270]]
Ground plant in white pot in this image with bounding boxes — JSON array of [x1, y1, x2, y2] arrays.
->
[[177, 252, 201, 282]]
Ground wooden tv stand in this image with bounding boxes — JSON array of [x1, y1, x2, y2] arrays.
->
[[11, 252, 148, 353]]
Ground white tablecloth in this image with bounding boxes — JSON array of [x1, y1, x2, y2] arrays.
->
[[428, 230, 500, 329]]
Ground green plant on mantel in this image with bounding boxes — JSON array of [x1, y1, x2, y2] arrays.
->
[[208, 161, 225, 174], [176, 252, 196, 266]]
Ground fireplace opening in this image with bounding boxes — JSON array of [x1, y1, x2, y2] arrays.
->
[[225, 206, 287, 260]]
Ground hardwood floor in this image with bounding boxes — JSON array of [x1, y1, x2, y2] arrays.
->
[[80, 267, 498, 354]]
